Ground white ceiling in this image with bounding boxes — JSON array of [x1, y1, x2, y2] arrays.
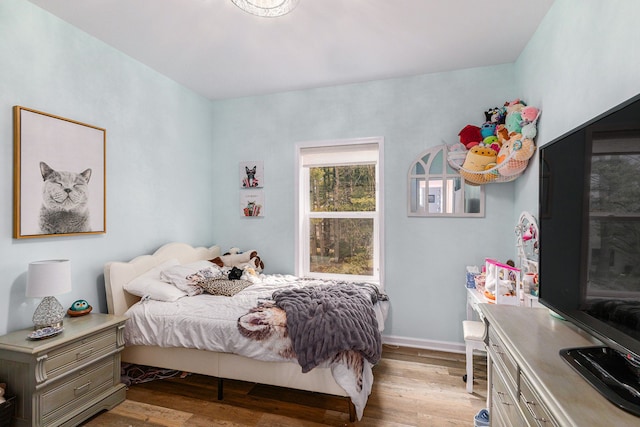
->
[[29, 0, 555, 100]]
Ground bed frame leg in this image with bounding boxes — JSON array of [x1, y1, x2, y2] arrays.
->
[[348, 399, 356, 422], [217, 377, 223, 400]]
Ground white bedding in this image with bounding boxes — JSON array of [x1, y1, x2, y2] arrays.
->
[[123, 273, 389, 419]]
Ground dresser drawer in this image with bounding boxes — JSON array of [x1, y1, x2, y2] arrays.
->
[[43, 327, 119, 382], [488, 329, 518, 386], [40, 356, 117, 424], [520, 373, 558, 427], [492, 361, 526, 426]]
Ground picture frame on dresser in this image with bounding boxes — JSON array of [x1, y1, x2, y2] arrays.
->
[[13, 106, 106, 239]]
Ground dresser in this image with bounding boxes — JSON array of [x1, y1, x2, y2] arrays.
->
[[0, 314, 127, 427], [479, 304, 640, 426]]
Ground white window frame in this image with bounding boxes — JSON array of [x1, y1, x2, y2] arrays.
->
[[295, 137, 384, 287]]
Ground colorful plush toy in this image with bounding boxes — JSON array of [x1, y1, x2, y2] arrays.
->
[[496, 134, 536, 176], [482, 135, 501, 153], [505, 99, 526, 114], [520, 106, 541, 139], [460, 146, 498, 184], [484, 107, 506, 124], [458, 124, 482, 149], [480, 122, 497, 138], [521, 106, 539, 124], [496, 124, 510, 145], [505, 111, 523, 134]]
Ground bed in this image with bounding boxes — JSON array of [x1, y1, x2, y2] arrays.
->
[[104, 242, 388, 421]]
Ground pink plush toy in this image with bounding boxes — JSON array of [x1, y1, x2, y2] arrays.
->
[[521, 106, 540, 123]]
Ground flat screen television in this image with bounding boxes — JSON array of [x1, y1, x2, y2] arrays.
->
[[539, 93, 640, 416]]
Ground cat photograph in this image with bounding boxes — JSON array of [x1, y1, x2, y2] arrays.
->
[[38, 161, 92, 234], [13, 106, 106, 239]]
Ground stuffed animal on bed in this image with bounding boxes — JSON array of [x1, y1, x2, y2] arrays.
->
[[210, 249, 264, 272]]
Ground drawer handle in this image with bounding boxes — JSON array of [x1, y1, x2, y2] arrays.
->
[[74, 381, 92, 396], [523, 398, 549, 423], [496, 391, 511, 406], [76, 348, 94, 360]]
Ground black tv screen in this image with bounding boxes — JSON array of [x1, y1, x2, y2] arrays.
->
[[539, 94, 640, 414]]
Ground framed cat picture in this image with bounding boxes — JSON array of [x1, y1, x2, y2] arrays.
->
[[239, 160, 264, 188], [13, 106, 106, 239]]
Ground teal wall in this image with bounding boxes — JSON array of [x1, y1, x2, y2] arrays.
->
[[0, 0, 215, 334], [211, 68, 519, 344], [513, 0, 640, 217], [1, 0, 639, 349]]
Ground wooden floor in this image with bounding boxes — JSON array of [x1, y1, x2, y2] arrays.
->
[[83, 346, 487, 426]]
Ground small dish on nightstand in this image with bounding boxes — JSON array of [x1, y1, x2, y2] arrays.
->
[[27, 326, 64, 340]]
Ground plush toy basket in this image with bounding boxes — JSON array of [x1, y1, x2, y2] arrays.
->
[[449, 141, 536, 186]]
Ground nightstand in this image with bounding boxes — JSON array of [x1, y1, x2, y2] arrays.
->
[[0, 313, 127, 427]]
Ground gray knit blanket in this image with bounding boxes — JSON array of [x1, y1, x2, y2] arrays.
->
[[272, 282, 383, 373]]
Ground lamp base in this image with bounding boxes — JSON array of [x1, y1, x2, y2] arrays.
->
[[32, 296, 66, 330]]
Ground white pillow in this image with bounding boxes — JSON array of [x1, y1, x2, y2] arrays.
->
[[160, 260, 223, 296], [123, 258, 187, 301]]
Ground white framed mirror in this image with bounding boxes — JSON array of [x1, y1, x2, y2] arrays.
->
[[408, 144, 484, 217]]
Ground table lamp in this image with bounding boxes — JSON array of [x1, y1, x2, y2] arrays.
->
[[26, 259, 72, 330]]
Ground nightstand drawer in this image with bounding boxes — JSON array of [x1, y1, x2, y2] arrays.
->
[[40, 356, 117, 424], [44, 327, 119, 381]]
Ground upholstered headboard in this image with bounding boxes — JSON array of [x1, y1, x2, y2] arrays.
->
[[104, 242, 221, 316]]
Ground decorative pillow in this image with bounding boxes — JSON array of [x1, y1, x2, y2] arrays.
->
[[198, 278, 253, 297], [160, 260, 223, 296], [123, 259, 187, 301]]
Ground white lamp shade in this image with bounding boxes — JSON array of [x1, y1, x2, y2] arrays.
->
[[26, 259, 72, 297]]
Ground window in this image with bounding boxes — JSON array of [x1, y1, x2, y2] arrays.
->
[[407, 144, 484, 217], [295, 138, 383, 285]]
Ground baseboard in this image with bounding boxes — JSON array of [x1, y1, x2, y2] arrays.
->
[[382, 335, 465, 354]]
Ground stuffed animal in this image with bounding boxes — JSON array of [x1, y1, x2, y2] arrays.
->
[[482, 135, 501, 153], [210, 250, 264, 272], [0, 383, 6, 404], [496, 134, 536, 176], [484, 107, 506, 124], [480, 122, 497, 138], [505, 99, 526, 114], [505, 111, 523, 134], [496, 124, 510, 145], [520, 107, 541, 139], [460, 146, 498, 184], [521, 106, 539, 124], [458, 124, 482, 149]]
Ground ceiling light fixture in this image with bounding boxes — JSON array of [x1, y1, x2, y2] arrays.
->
[[231, 0, 300, 18]]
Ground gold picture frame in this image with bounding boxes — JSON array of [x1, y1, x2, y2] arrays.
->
[[13, 106, 106, 239]]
